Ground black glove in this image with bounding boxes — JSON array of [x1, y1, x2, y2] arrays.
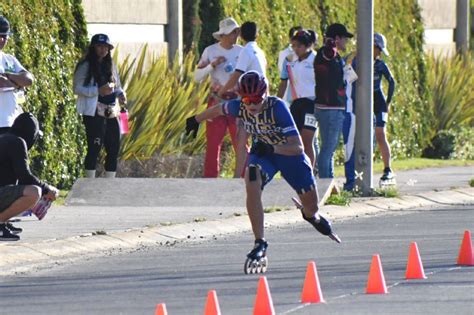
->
[[185, 116, 200, 138], [250, 141, 274, 157]]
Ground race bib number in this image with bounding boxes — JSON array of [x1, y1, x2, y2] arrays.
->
[[304, 114, 317, 128]]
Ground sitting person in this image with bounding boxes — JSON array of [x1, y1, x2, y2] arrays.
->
[[0, 113, 58, 241]]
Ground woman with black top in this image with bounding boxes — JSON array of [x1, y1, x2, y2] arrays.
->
[[73, 34, 126, 178]]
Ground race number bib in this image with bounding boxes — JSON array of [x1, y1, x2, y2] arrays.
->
[[304, 114, 317, 128]]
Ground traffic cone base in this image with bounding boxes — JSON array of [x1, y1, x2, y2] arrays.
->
[[457, 230, 474, 266], [254, 276, 275, 315], [155, 303, 167, 315], [366, 254, 388, 294], [204, 290, 221, 315], [406, 242, 427, 279], [301, 261, 325, 303]]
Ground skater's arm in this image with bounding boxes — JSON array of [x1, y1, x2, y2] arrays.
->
[[273, 135, 304, 156], [382, 62, 395, 106], [195, 104, 224, 123]]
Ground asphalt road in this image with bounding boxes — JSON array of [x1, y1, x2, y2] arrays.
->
[[1, 206, 473, 315]]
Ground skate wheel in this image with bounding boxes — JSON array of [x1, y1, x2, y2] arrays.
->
[[260, 257, 268, 273], [244, 258, 253, 275]]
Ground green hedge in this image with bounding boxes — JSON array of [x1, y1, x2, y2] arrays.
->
[[0, 0, 88, 188], [187, 0, 430, 160]]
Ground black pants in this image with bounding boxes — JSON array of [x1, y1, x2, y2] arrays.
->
[[83, 114, 120, 172]]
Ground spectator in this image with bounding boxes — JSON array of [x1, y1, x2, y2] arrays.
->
[[0, 16, 34, 134], [194, 17, 246, 178], [314, 23, 353, 178], [277, 29, 319, 168], [217, 21, 268, 98], [278, 26, 303, 105], [73, 34, 126, 179], [0, 113, 59, 241]]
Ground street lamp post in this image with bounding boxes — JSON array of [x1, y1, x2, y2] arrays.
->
[[355, 0, 374, 196]]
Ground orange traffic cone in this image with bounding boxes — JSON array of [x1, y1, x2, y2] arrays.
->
[[253, 276, 275, 315], [301, 261, 325, 303], [405, 242, 427, 279], [204, 290, 222, 315], [366, 254, 388, 294], [457, 230, 474, 266], [155, 303, 168, 315]]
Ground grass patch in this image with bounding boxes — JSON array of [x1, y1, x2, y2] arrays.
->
[[470, 179, 474, 187], [374, 187, 400, 198], [54, 190, 69, 206], [325, 191, 352, 206], [333, 158, 473, 177], [263, 207, 286, 214]]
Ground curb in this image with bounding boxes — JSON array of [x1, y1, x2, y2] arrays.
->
[[0, 187, 472, 276]]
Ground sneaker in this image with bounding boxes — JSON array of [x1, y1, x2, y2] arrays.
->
[[381, 167, 394, 181], [6, 222, 23, 235], [0, 224, 20, 241]]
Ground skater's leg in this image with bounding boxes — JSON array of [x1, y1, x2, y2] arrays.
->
[[374, 112, 391, 169], [298, 189, 319, 220], [375, 127, 391, 169], [244, 166, 265, 240]]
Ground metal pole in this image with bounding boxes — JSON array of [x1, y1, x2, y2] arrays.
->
[[167, 0, 183, 64], [355, 0, 374, 196], [455, 0, 470, 54]]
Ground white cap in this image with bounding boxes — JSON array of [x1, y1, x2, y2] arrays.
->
[[374, 33, 389, 56], [212, 17, 239, 40]]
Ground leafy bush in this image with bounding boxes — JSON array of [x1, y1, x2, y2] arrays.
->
[[422, 130, 456, 159], [116, 47, 209, 161], [0, 0, 88, 188]]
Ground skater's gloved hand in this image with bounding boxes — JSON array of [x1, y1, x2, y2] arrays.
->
[[250, 141, 274, 157], [185, 115, 200, 138]]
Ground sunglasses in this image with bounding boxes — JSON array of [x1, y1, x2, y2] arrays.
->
[[242, 96, 264, 106], [0, 34, 9, 39]]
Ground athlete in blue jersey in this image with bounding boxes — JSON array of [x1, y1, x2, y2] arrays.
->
[[344, 33, 396, 190], [186, 71, 340, 274]]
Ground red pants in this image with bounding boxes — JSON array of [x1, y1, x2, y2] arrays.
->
[[204, 98, 239, 177]]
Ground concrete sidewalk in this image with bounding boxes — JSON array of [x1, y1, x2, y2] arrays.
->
[[0, 166, 472, 276]]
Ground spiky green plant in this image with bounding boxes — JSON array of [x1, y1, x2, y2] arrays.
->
[[427, 52, 474, 134], [114, 47, 210, 161]]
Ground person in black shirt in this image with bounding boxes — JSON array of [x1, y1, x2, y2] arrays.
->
[[0, 113, 58, 241]]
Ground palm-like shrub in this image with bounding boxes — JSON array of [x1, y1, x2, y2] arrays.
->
[[116, 47, 210, 161]]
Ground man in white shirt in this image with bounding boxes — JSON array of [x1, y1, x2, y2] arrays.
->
[[0, 16, 34, 134], [278, 26, 302, 105], [194, 17, 246, 178], [217, 21, 268, 98]]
